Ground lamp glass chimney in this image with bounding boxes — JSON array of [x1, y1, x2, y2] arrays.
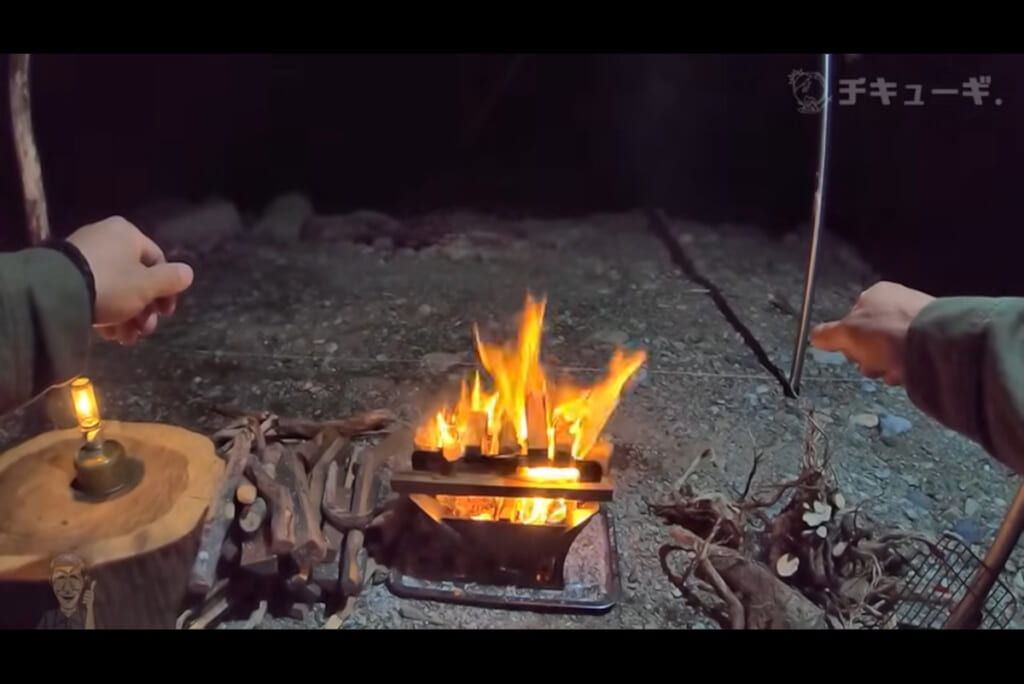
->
[[70, 377, 101, 441]]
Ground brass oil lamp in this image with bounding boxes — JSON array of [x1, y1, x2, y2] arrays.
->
[[69, 377, 141, 500]]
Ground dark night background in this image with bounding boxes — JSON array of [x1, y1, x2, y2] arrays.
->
[[0, 53, 1019, 296]]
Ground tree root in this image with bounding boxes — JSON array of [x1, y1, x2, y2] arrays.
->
[[654, 408, 940, 629]]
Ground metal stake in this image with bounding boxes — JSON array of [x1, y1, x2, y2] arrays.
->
[[789, 53, 834, 395]]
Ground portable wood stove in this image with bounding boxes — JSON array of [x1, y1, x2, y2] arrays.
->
[[385, 443, 620, 613]]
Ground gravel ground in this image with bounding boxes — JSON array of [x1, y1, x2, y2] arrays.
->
[[3, 209, 1022, 629]]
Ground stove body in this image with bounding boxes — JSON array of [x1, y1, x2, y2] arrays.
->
[[386, 445, 619, 612]]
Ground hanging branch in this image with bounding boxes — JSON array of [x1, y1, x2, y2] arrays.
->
[[8, 53, 50, 245]]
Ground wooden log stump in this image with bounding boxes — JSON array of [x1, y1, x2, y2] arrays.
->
[[0, 421, 223, 629]]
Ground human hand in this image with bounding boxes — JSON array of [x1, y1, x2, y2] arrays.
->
[[83, 579, 96, 608], [66, 216, 194, 345], [810, 281, 935, 385]]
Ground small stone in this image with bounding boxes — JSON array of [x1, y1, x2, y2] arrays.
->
[[593, 329, 629, 346], [906, 489, 930, 509], [901, 473, 920, 488], [995, 497, 1008, 508], [851, 413, 879, 428], [755, 385, 769, 394], [810, 349, 846, 365], [422, 352, 464, 374], [965, 498, 981, 517], [904, 507, 920, 521], [861, 379, 878, 393], [417, 304, 433, 317], [879, 414, 912, 438], [325, 342, 339, 354], [670, 586, 682, 599], [954, 519, 984, 545]]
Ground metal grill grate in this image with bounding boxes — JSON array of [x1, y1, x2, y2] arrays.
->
[[878, 533, 1017, 629]]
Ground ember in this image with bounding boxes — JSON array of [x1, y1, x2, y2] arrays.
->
[[411, 293, 645, 526]]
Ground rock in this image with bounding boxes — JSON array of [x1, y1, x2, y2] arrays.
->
[[147, 198, 243, 253], [755, 385, 770, 394], [851, 413, 879, 428], [879, 414, 912, 441], [965, 498, 980, 517], [810, 349, 846, 365], [905, 489, 930, 509], [251, 192, 314, 243], [325, 342, 339, 354], [860, 379, 878, 393], [422, 352, 465, 374], [954, 519, 984, 545], [593, 330, 629, 346]]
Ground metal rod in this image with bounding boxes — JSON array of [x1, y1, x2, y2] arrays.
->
[[788, 53, 834, 394], [944, 480, 1024, 629]]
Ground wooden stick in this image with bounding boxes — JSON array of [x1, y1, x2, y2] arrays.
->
[[236, 480, 258, 506], [8, 54, 50, 244], [340, 454, 378, 596], [240, 524, 278, 576], [189, 431, 254, 594], [246, 462, 296, 555], [275, 409, 395, 439], [278, 451, 328, 566], [312, 458, 345, 591], [309, 437, 350, 525], [238, 497, 267, 534]]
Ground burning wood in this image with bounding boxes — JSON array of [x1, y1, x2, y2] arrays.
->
[[180, 409, 394, 629], [653, 412, 945, 630], [409, 293, 644, 527]]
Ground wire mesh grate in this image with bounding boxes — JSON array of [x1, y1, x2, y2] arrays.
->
[[875, 533, 1017, 629]]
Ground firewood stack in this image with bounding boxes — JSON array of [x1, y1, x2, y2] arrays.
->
[[180, 407, 396, 629]]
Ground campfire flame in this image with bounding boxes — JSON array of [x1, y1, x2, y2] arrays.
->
[[415, 293, 646, 525]]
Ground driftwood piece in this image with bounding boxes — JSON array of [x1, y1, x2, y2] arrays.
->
[[278, 451, 328, 567], [239, 498, 268, 535], [309, 436, 350, 527], [246, 462, 296, 555], [8, 54, 49, 244], [240, 525, 278, 577], [310, 438, 353, 590], [236, 480, 258, 506], [340, 454, 379, 596], [275, 409, 396, 439], [189, 430, 254, 594], [668, 526, 827, 629]]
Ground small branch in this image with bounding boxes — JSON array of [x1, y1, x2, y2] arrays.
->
[[189, 430, 254, 594]]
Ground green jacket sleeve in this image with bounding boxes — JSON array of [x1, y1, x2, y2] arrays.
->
[[0, 247, 93, 415], [904, 296, 1024, 473]]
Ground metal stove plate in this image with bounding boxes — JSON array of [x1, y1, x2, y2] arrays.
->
[[386, 508, 620, 615]]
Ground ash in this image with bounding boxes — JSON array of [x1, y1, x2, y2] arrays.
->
[[3, 205, 1022, 629]]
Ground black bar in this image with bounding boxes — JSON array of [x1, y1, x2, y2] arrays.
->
[[390, 470, 614, 502]]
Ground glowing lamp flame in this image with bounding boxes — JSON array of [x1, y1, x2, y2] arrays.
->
[[70, 377, 101, 442]]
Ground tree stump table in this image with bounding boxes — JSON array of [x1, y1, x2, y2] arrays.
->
[[0, 421, 223, 629]]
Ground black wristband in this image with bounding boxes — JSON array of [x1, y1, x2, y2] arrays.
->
[[41, 239, 96, 323]]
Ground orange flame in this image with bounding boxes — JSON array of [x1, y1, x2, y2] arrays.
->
[[414, 293, 646, 525]]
